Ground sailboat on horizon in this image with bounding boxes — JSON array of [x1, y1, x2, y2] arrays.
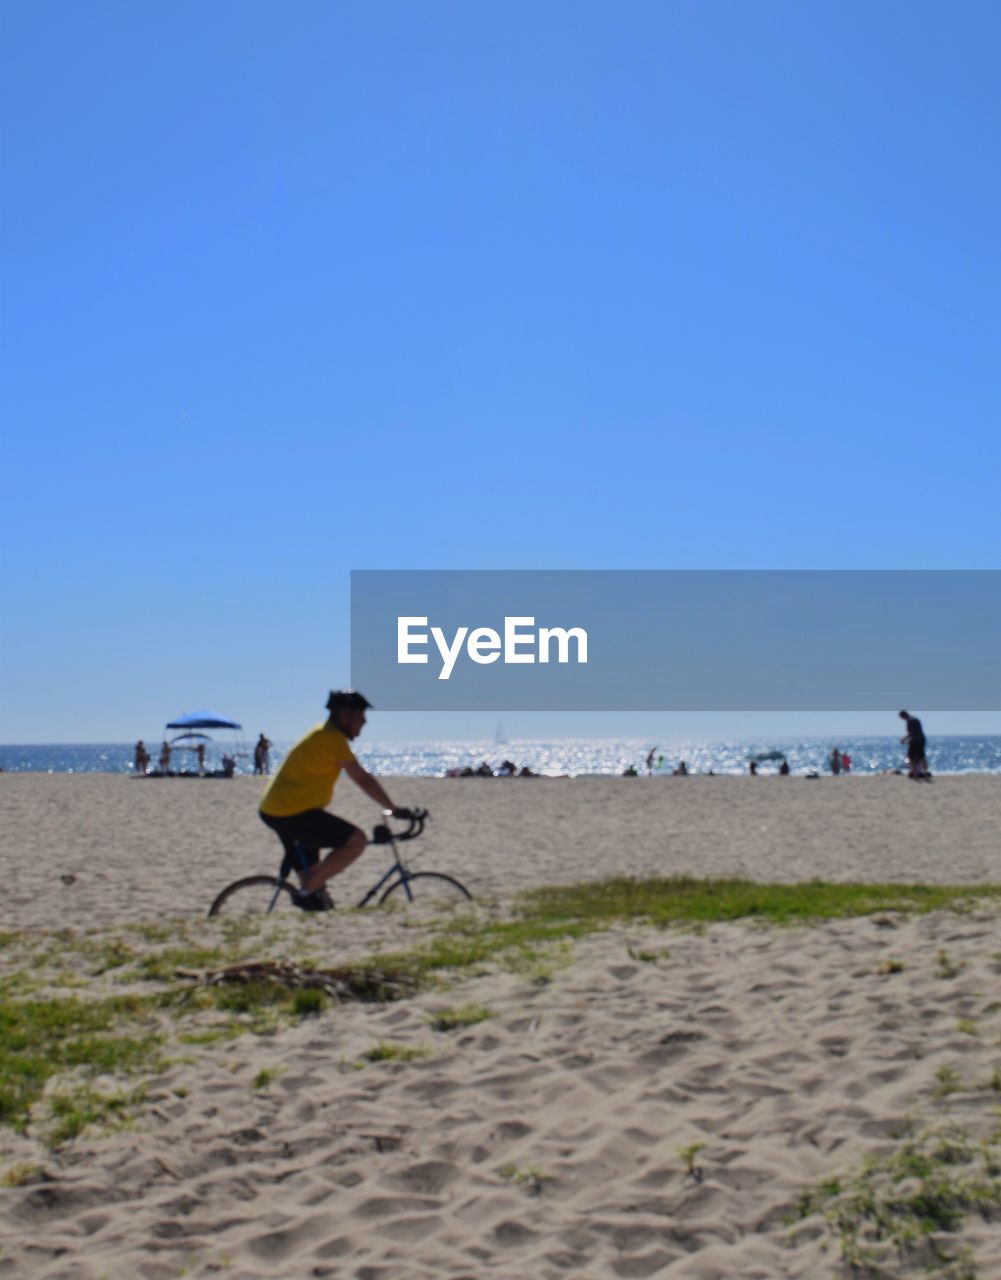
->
[[494, 720, 508, 745]]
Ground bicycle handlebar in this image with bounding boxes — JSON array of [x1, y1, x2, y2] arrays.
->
[[371, 807, 428, 844]]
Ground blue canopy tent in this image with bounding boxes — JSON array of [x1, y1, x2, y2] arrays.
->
[[165, 712, 242, 731], [160, 712, 246, 776]]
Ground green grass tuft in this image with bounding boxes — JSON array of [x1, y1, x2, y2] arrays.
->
[[291, 988, 326, 1018], [361, 1042, 430, 1064], [796, 1121, 1001, 1277], [427, 1004, 492, 1032], [45, 1084, 146, 1144], [0, 995, 161, 1135]]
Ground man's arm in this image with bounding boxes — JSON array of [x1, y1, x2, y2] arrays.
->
[[343, 759, 402, 814]]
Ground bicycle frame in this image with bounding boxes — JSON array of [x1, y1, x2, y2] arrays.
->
[[266, 812, 426, 913]]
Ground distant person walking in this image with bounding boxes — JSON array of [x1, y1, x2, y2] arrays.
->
[[829, 747, 842, 776], [158, 740, 172, 774], [899, 710, 930, 780], [196, 743, 206, 775], [254, 733, 272, 776], [134, 740, 150, 775], [645, 746, 657, 776]]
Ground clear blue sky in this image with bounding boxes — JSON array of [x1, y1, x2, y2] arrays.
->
[[2, 1, 998, 742]]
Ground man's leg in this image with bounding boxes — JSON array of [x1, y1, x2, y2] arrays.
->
[[302, 828, 366, 893]]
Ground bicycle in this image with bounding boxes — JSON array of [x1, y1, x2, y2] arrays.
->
[[207, 808, 472, 918]]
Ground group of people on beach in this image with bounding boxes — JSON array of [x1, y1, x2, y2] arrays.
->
[[625, 711, 932, 780], [828, 748, 853, 775], [134, 739, 206, 775], [132, 732, 272, 778], [445, 759, 539, 777]]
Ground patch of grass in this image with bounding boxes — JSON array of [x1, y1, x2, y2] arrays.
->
[[877, 959, 905, 975], [0, 994, 161, 1134], [45, 1084, 145, 1144], [252, 1067, 282, 1089], [361, 1042, 430, 1064], [503, 940, 574, 986], [124, 922, 176, 944], [291, 988, 327, 1018], [935, 1065, 963, 1097], [0, 931, 22, 948], [427, 1004, 492, 1032], [177, 1027, 241, 1046], [257, 878, 1001, 1016], [517, 878, 1001, 930], [0, 1162, 44, 1187], [628, 945, 671, 963], [89, 939, 137, 975], [0, 971, 44, 999], [796, 1121, 1001, 1278], [957, 1020, 978, 1036]]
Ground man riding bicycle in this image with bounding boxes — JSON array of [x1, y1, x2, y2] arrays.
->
[[259, 690, 410, 911]]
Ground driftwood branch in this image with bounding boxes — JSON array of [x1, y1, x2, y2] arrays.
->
[[170, 959, 419, 1004]]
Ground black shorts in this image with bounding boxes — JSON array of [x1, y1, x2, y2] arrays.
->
[[259, 810, 360, 866]]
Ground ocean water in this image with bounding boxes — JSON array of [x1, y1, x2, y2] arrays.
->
[[2, 737, 1000, 777]]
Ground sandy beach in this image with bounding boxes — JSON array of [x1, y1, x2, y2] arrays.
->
[[2, 774, 1000, 930], [2, 774, 1000, 1278]]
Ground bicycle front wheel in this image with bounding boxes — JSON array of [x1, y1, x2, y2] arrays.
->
[[208, 875, 297, 919], [379, 872, 472, 908]]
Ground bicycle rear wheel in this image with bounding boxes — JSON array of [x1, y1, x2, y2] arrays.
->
[[208, 876, 297, 918], [379, 872, 472, 907]]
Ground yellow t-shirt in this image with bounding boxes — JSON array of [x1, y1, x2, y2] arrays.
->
[[259, 723, 356, 817]]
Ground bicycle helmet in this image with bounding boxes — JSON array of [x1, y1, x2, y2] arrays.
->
[[326, 690, 373, 714]]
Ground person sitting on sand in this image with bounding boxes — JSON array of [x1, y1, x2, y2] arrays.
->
[[259, 690, 412, 911], [623, 764, 638, 776], [475, 761, 494, 777], [672, 760, 689, 776], [779, 759, 790, 776]]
